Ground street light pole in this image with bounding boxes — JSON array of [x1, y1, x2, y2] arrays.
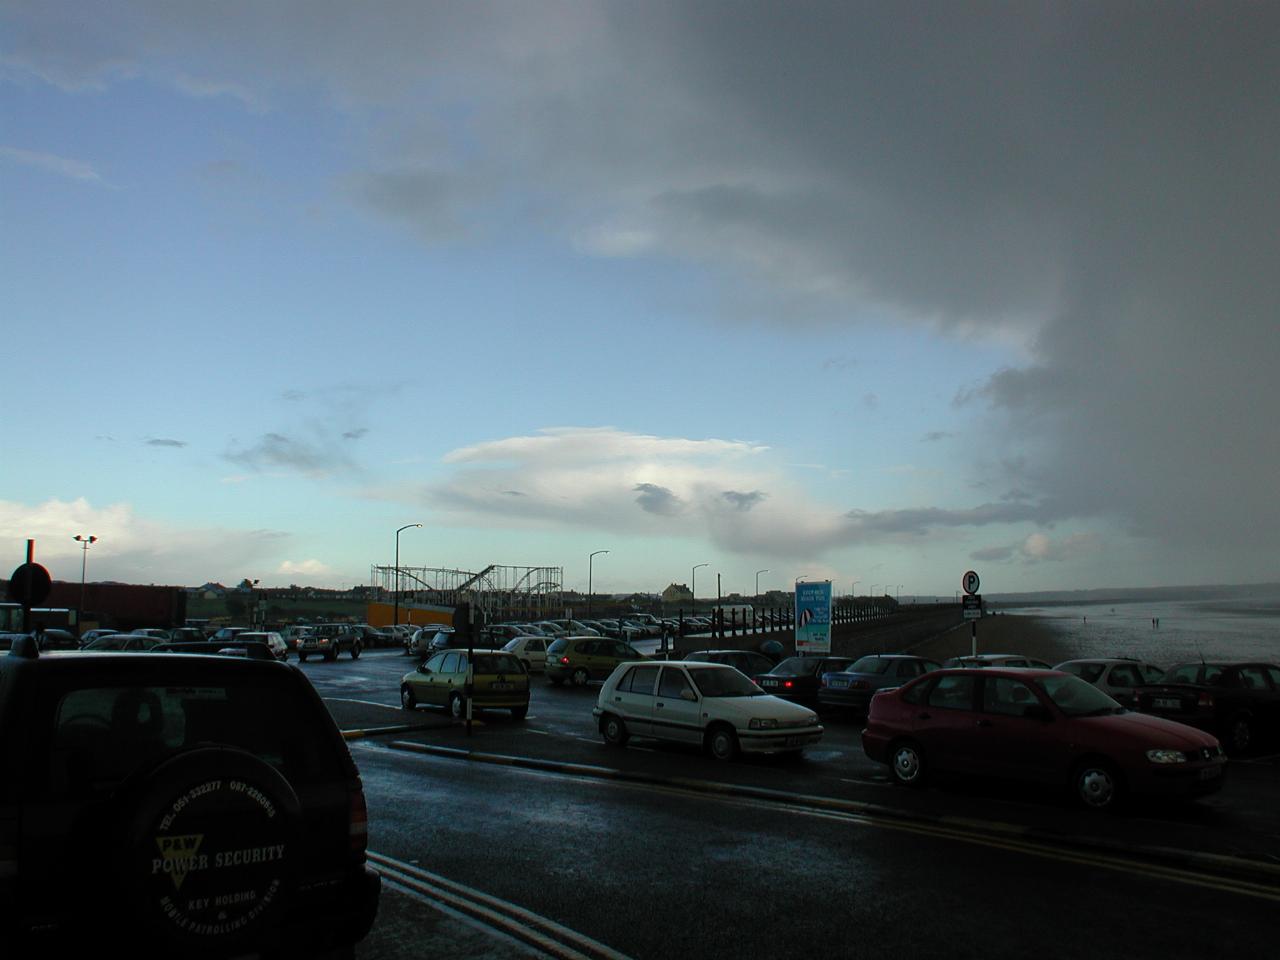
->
[[851, 579, 861, 597], [73, 535, 97, 637], [588, 550, 610, 619], [394, 523, 422, 631], [871, 583, 879, 596], [755, 569, 770, 598], [692, 563, 709, 616]]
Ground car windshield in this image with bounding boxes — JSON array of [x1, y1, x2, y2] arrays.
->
[[771, 657, 820, 676], [473, 653, 526, 674], [1038, 674, 1125, 717], [689, 668, 764, 698], [849, 656, 891, 674]]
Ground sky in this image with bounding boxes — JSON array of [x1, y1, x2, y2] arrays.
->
[[2, 2, 1278, 599]]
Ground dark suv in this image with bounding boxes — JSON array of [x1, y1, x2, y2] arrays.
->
[[298, 623, 363, 662], [0, 639, 379, 956]]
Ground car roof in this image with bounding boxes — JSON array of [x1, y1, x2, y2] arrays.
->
[[935, 666, 1063, 677]]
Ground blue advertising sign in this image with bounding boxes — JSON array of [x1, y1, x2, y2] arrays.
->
[[795, 580, 833, 653]]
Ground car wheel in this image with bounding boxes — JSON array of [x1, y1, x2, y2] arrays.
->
[[351, 643, 362, 660], [601, 714, 629, 747], [570, 667, 590, 687], [889, 740, 926, 786], [1073, 759, 1121, 810], [297, 653, 307, 663], [401, 685, 416, 711], [706, 725, 738, 761], [449, 692, 465, 720], [1227, 714, 1253, 754], [511, 705, 528, 721]]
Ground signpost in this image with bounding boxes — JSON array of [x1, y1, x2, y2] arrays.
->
[[7, 540, 50, 634], [795, 580, 833, 654], [962, 570, 982, 657]]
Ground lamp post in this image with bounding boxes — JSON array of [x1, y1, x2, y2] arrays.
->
[[73, 535, 97, 636], [895, 584, 903, 602], [871, 583, 880, 596], [394, 523, 422, 631], [755, 569, 770, 598], [588, 550, 609, 619], [851, 579, 861, 597], [691, 563, 709, 616]]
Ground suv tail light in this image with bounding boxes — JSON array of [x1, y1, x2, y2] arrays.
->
[[560, 656, 571, 665], [349, 785, 369, 861], [1197, 692, 1214, 709]]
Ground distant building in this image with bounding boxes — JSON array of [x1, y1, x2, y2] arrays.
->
[[662, 583, 693, 604]]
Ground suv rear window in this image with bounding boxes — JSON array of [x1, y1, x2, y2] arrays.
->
[[473, 654, 526, 674], [547, 638, 569, 656], [48, 683, 343, 799]]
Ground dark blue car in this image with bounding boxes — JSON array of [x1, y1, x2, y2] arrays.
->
[[818, 654, 940, 715]]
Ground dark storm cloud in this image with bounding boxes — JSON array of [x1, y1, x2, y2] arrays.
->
[[146, 438, 187, 448], [844, 501, 1056, 537], [721, 490, 767, 511], [224, 433, 351, 476], [634, 483, 684, 516], [971, 545, 1015, 563], [10, 3, 1279, 574]]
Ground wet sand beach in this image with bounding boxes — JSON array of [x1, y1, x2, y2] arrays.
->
[[909, 613, 1077, 665]]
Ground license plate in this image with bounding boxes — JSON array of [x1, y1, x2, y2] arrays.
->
[[1153, 697, 1182, 710], [784, 735, 806, 747], [762, 679, 778, 686], [1199, 765, 1222, 780], [490, 682, 513, 691], [828, 679, 848, 689]]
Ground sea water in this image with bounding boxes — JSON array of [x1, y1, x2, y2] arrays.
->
[[1002, 596, 1280, 666]]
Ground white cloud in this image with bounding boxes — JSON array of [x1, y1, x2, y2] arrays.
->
[[0, 145, 101, 182], [0, 497, 290, 587], [277, 559, 335, 578]]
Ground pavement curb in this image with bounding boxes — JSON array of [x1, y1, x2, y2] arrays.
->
[[343, 723, 439, 740], [388, 739, 1280, 889]]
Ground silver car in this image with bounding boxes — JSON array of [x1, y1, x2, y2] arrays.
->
[[593, 660, 823, 760]]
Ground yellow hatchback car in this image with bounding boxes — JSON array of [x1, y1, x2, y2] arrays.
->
[[400, 648, 530, 720]]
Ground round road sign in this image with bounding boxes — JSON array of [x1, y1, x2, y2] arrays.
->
[[7, 562, 52, 606], [962, 570, 980, 596]]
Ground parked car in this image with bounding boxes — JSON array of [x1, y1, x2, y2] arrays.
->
[[211, 626, 250, 642], [754, 656, 856, 706], [941, 654, 1054, 669], [684, 649, 778, 678], [532, 621, 568, 637], [1134, 661, 1280, 754], [407, 625, 463, 658], [79, 628, 122, 644], [817, 654, 941, 715], [82, 633, 161, 652], [480, 624, 534, 646], [545, 636, 646, 686], [546, 619, 601, 636], [594, 660, 823, 760], [502, 634, 549, 672], [150, 640, 278, 660], [166, 627, 205, 643], [31, 628, 79, 650], [400, 649, 530, 720], [298, 623, 363, 661], [862, 667, 1227, 809], [1054, 658, 1165, 707], [236, 631, 289, 661], [592, 619, 644, 641], [0, 636, 380, 953]]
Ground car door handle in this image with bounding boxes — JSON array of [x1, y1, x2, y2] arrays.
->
[[614, 696, 622, 702], [656, 702, 665, 709]]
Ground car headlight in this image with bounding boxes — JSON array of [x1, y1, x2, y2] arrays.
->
[[1146, 749, 1188, 764], [749, 718, 779, 730]]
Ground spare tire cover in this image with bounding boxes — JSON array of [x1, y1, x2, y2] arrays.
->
[[119, 746, 302, 949]]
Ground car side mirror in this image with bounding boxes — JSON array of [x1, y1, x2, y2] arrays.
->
[[417, 664, 431, 674], [1023, 704, 1052, 722]]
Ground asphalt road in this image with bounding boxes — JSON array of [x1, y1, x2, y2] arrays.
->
[[296, 650, 1280, 960]]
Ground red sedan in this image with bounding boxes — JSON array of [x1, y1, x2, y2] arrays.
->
[[861, 668, 1226, 810]]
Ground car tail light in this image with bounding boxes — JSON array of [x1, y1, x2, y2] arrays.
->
[[784, 680, 793, 688], [1197, 692, 1214, 709], [819, 675, 829, 687], [349, 785, 369, 860], [560, 656, 570, 665]]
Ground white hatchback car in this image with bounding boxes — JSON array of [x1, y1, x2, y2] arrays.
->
[[502, 635, 549, 673], [593, 660, 823, 760], [1053, 658, 1165, 706], [237, 631, 289, 661]]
